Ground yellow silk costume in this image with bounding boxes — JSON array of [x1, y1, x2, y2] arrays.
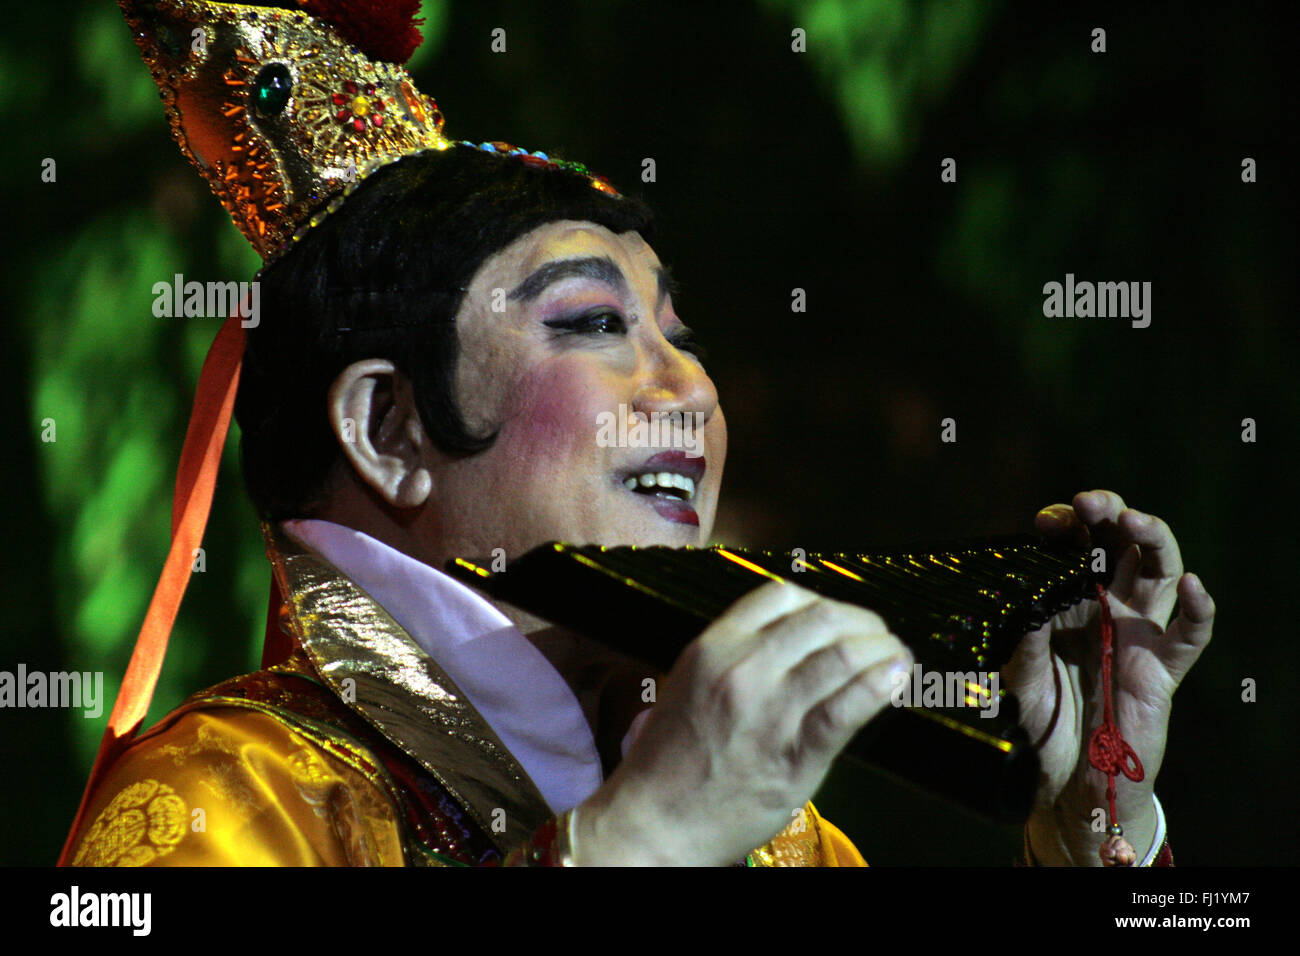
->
[[66, 528, 866, 867]]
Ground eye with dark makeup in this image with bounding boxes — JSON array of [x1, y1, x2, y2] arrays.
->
[[543, 310, 708, 363], [543, 310, 628, 337]]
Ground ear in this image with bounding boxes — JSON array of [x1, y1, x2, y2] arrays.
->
[[327, 359, 433, 509]]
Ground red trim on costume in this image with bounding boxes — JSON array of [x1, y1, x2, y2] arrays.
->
[[260, 572, 294, 669]]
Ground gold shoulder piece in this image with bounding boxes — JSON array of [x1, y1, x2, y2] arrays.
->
[[265, 524, 554, 850]]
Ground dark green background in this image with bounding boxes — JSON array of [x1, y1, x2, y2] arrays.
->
[[4, 0, 1295, 864]]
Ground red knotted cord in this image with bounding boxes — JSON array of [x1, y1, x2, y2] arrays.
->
[[1087, 582, 1144, 862]]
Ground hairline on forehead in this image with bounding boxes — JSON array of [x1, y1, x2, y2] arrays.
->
[[489, 219, 660, 281], [465, 219, 677, 317]]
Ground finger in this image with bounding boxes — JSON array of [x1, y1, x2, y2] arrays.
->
[[1073, 488, 1129, 524], [1118, 509, 1184, 626], [1160, 573, 1215, 687], [783, 633, 910, 711], [1035, 502, 1139, 601], [1034, 504, 1091, 551], [799, 654, 912, 758], [693, 582, 827, 680], [702, 579, 820, 653], [755, 598, 895, 675], [1072, 489, 1128, 555], [1072, 490, 1143, 599]]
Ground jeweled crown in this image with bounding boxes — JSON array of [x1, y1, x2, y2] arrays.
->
[[120, 0, 619, 261]]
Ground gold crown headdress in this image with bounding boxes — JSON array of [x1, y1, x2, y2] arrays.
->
[[59, 0, 621, 864], [119, 0, 618, 260]]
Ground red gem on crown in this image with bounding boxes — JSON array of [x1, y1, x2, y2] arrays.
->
[[331, 80, 385, 132]]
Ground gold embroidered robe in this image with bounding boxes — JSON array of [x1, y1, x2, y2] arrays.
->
[[64, 529, 866, 867]]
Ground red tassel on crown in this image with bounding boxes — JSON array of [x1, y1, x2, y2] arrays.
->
[[299, 0, 425, 64]]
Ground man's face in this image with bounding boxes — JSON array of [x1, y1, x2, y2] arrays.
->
[[423, 219, 726, 562]]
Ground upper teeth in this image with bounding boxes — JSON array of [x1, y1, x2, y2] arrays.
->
[[625, 472, 696, 499]]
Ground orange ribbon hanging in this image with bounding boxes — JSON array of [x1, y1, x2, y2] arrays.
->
[[57, 312, 245, 865]]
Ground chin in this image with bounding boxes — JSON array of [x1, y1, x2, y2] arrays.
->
[[546, 517, 702, 551], [517, 491, 711, 552], [618, 513, 710, 549]]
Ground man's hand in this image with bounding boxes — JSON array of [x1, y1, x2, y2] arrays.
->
[[575, 580, 911, 865], [1001, 490, 1215, 865]]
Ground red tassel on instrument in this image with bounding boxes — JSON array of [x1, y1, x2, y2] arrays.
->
[[1088, 582, 1145, 865]]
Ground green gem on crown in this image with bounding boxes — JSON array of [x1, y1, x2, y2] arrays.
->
[[253, 64, 294, 118]]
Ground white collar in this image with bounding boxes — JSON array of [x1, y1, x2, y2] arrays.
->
[[281, 519, 605, 815]]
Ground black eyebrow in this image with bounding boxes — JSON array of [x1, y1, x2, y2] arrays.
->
[[506, 255, 680, 311], [507, 256, 627, 303]]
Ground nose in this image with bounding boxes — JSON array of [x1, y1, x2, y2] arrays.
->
[[629, 328, 719, 427]]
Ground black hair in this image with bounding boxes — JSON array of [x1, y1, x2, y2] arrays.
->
[[234, 144, 656, 520]]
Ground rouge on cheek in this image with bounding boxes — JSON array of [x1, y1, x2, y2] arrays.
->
[[505, 362, 609, 455]]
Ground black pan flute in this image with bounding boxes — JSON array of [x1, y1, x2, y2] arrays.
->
[[449, 533, 1106, 824]]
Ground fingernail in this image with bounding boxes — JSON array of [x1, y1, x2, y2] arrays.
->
[[871, 655, 912, 696]]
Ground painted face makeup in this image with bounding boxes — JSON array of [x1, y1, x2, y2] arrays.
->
[[422, 220, 727, 564]]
